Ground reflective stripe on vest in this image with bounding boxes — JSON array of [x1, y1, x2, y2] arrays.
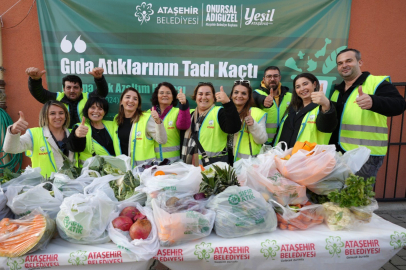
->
[[56, 92, 89, 121], [26, 128, 58, 177], [254, 89, 291, 143], [330, 75, 390, 156], [274, 106, 332, 146], [234, 107, 267, 162], [197, 106, 228, 161], [153, 107, 181, 161]]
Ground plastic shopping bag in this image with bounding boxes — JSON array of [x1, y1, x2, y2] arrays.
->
[[234, 153, 276, 186], [0, 208, 55, 257], [274, 144, 336, 185], [140, 162, 202, 195], [108, 202, 159, 260], [246, 167, 307, 206], [56, 190, 116, 244], [53, 173, 95, 197], [6, 182, 63, 219], [206, 186, 277, 238], [0, 167, 43, 193], [0, 188, 14, 220], [307, 147, 371, 195], [152, 198, 215, 247], [82, 155, 131, 176]]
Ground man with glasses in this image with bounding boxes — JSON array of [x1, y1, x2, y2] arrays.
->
[[25, 67, 108, 129], [254, 66, 292, 144]]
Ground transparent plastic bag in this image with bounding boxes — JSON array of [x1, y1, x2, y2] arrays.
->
[[84, 173, 146, 205], [152, 198, 215, 247], [0, 188, 14, 220], [108, 202, 159, 260], [140, 162, 202, 195], [0, 167, 43, 193], [56, 190, 116, 244], [53, 173, 95, 197], [206, 186, 277, 238], [307, 147, 371, 195], [0, 208, 55, 257], [81, 155, 131, 176], [271, 200, 324, 230], [274, 144, 336, 185], [246, 167, 307, 206], [155, 191, 208, 214], [234, 153, 276, 186], [6, 182, 63, 219]]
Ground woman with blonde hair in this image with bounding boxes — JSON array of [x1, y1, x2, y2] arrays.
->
[[4, 100, 81, 177]]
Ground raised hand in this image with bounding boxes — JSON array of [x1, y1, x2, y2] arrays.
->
[[311, 84, 330, 112], [75, 117, 89, 138], [215, 86, 230, 104], [355, 85, 373, 110], [88, 67, 104, 79], [25, 67, 46, 80], [151, 107, 162, 124], [245, 110, 254, 126], [177, 88, 186, 105], [11, 111, 29, 135], [263, 89, 273, 108]]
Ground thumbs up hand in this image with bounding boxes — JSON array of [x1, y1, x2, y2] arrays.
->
[[311, 84, 329, 106], [215, 86, 230, 104], [88, 67, 104, 79], [25, 67, 46, 80], [245, 110, 254, 126], [151, 107, 162, 124], [75, 117, 89, 138], [355, 85, 373, 110], [11, 111, 29, 134], [177, 88, 186, 105], [263, 90, 273, 108]]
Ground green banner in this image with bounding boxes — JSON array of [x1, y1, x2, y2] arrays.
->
[[37, 0, 351, 119]]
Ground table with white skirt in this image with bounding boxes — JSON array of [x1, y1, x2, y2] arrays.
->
[[1, 214, 405, 270]]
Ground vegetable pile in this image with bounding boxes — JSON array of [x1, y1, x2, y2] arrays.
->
[[112, 206, 151, 240]]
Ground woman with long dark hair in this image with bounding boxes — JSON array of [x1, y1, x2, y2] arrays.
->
[[112, 87, 167, 168], [150, 82, 190, 163], [274, 73, 337, 148], [228, 80, 267, 163]]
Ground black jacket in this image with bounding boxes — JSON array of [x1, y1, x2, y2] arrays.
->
[[276, 101, 338, 149], [253, 85, 290, 109], [329, 72, 406, 153], [28, 76, 109, 128]]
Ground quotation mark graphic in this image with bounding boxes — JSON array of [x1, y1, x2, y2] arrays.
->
[[61, 35, 87, 53]]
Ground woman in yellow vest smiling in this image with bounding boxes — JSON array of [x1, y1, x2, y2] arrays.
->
[[274, 73, 337, 149], [150, 82, 191, 163], [112, 87, 167, 168], [3, 100, 79, 177], [181, 82, 241, 166], [228, 80, 268, 164], [67, 96, 117, 166]]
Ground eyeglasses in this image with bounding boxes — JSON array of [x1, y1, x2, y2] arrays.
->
[[265, 74, 280, 79], [234, 79, 250, 86]]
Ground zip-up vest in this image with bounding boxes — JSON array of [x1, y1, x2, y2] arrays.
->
[[56, 92, 89, 121], [234, 107, 267, 161], [330, 75, 390, 156], [194, 106, 228, 162], [76, 120, 116, 166], [25, 127, 60, 177], [274, 106, 332, 146], [153, 108, 181, 163], [112, 113, 156, 168], [254, 89, 291, 143]]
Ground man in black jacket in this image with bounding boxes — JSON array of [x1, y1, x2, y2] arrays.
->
[[253, 66, 292, 144], [330, 48, 406, 180], [26, 67, 109, 129]]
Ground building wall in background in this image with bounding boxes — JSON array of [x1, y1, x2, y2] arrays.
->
[[1, 0, 405, 197]]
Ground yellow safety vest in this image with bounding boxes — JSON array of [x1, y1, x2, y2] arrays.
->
[[153, 108, 181, 163], [76, 120, 116, 166], [234, 107, 267, 161], [254, 89, 291, 143], [112, 113, 156, 168], [196, 106, 228, 163], [330, 75, 390, 156], [56, 92, 89, 121], [274, 106, 332, 146]]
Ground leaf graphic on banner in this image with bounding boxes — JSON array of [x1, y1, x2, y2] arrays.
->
[[61, 35, 72, 53], [194, 242, 214, 260], [134, 2, 154, 25], [325, 236, 344, 257], [390, 231, 406, 249], [7, 257, 24, 270], [322, 46, 347, 74], [260, 239, 280, 260], [74, 36, 87, 53]]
